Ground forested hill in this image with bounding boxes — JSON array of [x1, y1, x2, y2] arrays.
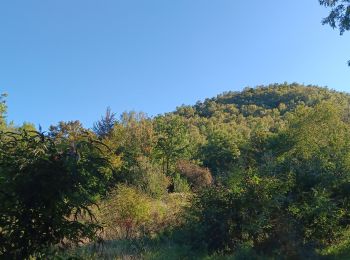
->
[[175, 83, 350, 119], [3, 83, 350, 259]]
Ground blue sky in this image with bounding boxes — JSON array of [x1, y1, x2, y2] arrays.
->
[[0, 1, 349, 129]]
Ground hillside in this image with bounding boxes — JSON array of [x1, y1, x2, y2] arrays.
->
[[2, 83, 350, 259], [176, 83, 350, 119]]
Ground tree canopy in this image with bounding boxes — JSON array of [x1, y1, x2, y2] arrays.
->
[[3, 84, 350, 258], [320, 0, 350, 34], [319, 0, 350, 64]]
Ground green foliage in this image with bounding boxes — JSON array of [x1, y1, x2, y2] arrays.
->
[[172, 173, 191, 193], [319, 0, 350, 64], [188, 170, 291, 256], [4, 84, 350, 258], [270, 102, 350, 246], [189, 83, 348, 119], [111, 112, 155, 183], [154, 115, 191, 176], [186, 100, 350, 257], [201, 129, 240, 175], [49, 120, 86, 144], [320, 0, 350, 35], [0, 130, 114, 258], [93, 107, 117, 138], [131, 156, 169, 198], [100, 185, 153, 239], [98, 185, 189, 240], [118, 111, 155, 159], [0, 93, 7, 129], [319, 229, 350, 259]]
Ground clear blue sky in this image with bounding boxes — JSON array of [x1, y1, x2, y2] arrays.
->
[[1, 1, 349, 129]]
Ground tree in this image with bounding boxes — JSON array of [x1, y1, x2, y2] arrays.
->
[[201, 128, 240, 176], [262, 102, 350, 252], [187, 100, 350, 257], [0, 130, 115, 258], [49, 120, 86, 140], [93, 107, 117, 138], [109, 112, 156, 184], [0, 93, 7, 129], [319, 0, 350, 65], [320, 0, 350, 34], [154, 115, 190, 176], [118, 111, 155, 161], [176, 160, 212, 191], [188, 171, 289, 256]]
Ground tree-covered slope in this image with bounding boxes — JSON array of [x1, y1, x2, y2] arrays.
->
[[3, 83, 350, 259], [176, 83, 350, 119]]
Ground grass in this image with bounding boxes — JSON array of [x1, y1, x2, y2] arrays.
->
[[59, 237, 205, 260], [59, 231, 350, 260], [59, 188, 350, 259], [59, 236, 271, 260]]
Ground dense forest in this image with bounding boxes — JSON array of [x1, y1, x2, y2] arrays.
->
[[2, 83, 350, 259]]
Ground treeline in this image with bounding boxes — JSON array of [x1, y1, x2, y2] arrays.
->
[[1, 83, 350, 258]]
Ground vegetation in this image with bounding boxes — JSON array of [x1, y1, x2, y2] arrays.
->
[[320, 0, 350, 35], [319, 0, 350, 64], [2, 83, 350, 259], [0, 129, 116, 258]]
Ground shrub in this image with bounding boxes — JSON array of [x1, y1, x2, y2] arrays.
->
[[176, 160, 212, 191], [186, 103, 350, 258], [186, 169, 294, 256], [0, 130, 114, 259], [130, 156, 169, 198], [99, 185, 152, 239], [172, 173, 191, 193], [98, 185, 190, 240]]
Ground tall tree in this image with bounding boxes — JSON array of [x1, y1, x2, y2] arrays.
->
[[0, 93, 7, 129], [112, 111, 156, 184], [201, 128, 240, 175], [93, 107, 117, 138], [154, 115, 190, 176]]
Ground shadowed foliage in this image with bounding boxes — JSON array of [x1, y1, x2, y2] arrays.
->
[[0, 130, 115, 259]]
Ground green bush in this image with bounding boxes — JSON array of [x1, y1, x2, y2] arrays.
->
[[131, 156, 169, 198], [98, 186, 190, 241], [187, 170, 289, 255], [99, 185, 153, 239], [172, 173, 191, 193], [0, 130, 114, 259], [186, 103, 350, 258]]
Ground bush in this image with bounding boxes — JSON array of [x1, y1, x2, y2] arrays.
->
[[172, 173, 191, 193], [0, 130, 114, 259], [99, 185, 153, 239], [186, 169, 297, 257], [98, 185, 191, 241], [186, 103, 350, 258], [131, 156, 169, 198], [176, 160, 212, 191]]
